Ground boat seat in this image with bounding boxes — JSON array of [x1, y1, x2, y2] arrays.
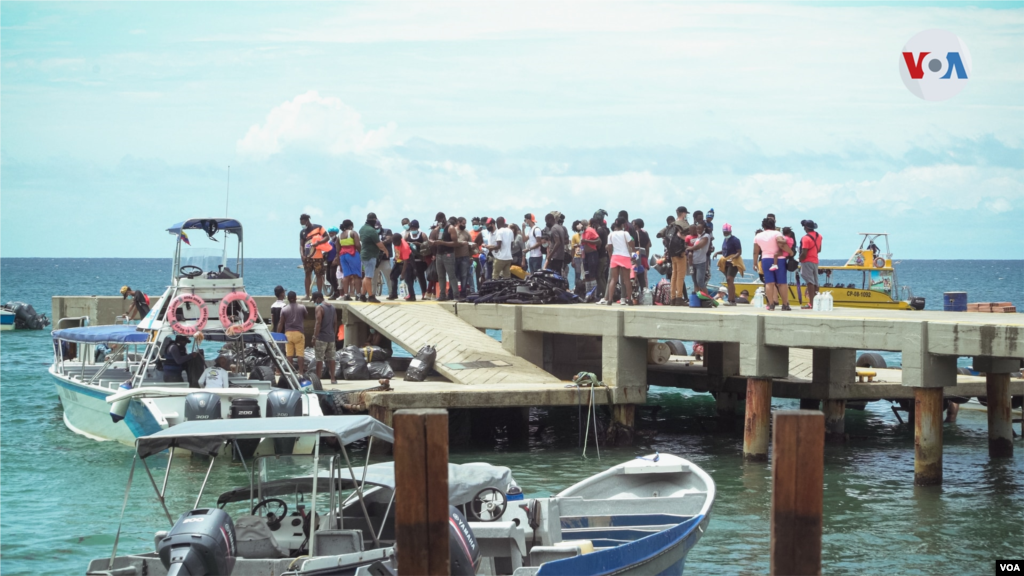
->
[[529, 540, 593, 565], [311, 529, 364, 556], [471, 521, 526, 574], [234, 515, 289, 559]]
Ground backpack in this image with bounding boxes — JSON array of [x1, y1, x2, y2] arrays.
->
[[667, 227, 686, 258], [654, 279, 672, 305]]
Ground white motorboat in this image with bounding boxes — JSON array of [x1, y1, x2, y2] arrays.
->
[[86, 415, 714, 576], [51, 218, 324, 450]]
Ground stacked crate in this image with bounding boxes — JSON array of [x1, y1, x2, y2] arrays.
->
[[966, 301, 1017, 313]]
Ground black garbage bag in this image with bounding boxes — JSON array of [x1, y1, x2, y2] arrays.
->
[[361, 346, 392, 362], [368, 360, 394, 380], [338, 345, 370, 381], [406, 344, 437, 382]]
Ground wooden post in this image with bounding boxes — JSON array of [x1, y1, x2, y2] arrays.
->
[[770, 410, 824, 576], [914, 388, 943, 486], [394, 409, 449, 575], [743, 378, 772, 461], [822, 400, 846, 442], [986, 373, 1013, 458]]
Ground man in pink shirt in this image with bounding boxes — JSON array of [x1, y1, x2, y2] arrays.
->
[[752, 217, 793, 310]]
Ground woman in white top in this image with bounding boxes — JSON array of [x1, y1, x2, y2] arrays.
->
[[601, 218, 635, 305]]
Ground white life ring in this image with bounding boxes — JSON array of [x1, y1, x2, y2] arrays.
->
[[166, 294, 208, 336], [219, 291, 258, 333]]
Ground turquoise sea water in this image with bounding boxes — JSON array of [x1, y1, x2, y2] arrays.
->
[[1, 258, 1022, 575]]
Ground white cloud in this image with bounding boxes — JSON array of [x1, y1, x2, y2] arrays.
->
[[237, 91, 397, 160]]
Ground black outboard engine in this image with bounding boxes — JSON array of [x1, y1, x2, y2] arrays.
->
[[448, 505, 480, 576], [228, 398, 261, 460], [910, 297, 926, 311], [265, 389, 302, 454], [184, 393, 222, 422], [5, 301, 49, 330], [157, 508, 235, 576]]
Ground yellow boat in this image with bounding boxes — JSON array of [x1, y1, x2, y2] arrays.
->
[[732, 233, 925, 311]]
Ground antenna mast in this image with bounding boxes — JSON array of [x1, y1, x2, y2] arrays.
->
[[225, 165, 231, 216]]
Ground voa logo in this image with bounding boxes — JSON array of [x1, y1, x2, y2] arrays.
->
[[899, 29, 971, 101]]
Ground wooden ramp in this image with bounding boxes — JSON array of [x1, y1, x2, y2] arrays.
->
[[346, 303, 562, 386]]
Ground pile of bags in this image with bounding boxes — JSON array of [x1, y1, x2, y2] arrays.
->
[[465, 270, 581, 305]]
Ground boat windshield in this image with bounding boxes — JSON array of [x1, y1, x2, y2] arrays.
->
[[173, 231, 241, 279]]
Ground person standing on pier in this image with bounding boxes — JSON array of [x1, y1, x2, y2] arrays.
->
[[664, 206, 690, 305], [358, 212, 387, 303], [686, 223, 711, 295], [594, 211, 611, 297], [581, 217, 601, 296], [336, 220, 362, 301], [544, 212, 568, 275], [372, 220, 394, 300], [404, 220, 429, 298], [311, 291, 337, 384], [432, 214, 462, 301], [271, 285, 288, 328], [601, 218, 635, 305], [523, 213, 544, 273], [799, 220, 823, 309], [753, 218, 792, 311], [713, 223, 743, 306], [490, 217, 515, 279], [391, 232, 415, 301], [324, 227, 340, 299], [299, 214, 330, 300], [455, 217, 474, 298], [120, 285, 151, 321], [276, 290, 307, 374]]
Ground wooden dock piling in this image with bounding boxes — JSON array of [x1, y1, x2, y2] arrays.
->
[[770, 410, 824, 576], [743, 378, 772, 461], [914, 388, 943, 486], [985, 373, 1013, 458], [822, 400, 845, 442], [394, 408, 450, 575]]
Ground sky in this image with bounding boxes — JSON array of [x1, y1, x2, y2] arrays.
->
[[1, 1, 1022, 259]]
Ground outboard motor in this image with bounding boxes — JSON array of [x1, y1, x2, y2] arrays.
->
[[910, 297, 926, 311], [5, 301, 49, 330], [448, 505, 480, 576], [185, 392, 223, 422], [265, 389, 303, 454], [157, 508, 236, 576], [228, 398, 261, 460]]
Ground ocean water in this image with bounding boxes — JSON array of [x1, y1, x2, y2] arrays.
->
[[1, 258, 1022, 575]]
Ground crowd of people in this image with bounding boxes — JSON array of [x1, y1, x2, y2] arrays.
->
[[292, 208, 824, 310]]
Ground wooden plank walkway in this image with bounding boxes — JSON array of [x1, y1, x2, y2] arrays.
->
[[346, 302, 562, 386]]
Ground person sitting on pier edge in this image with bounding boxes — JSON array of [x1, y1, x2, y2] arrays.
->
[[120, 285, 151, 321], [311, 291, 338, 384], [737, 289, 750, 304], [197, 354, 232, 389], [275, 290, 307, 374], [162, 334, 204, 385]]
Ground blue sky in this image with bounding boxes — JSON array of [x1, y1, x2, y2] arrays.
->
[[2, 2, 1022, 259]]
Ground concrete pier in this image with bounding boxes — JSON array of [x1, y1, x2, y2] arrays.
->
[[53, 295, 1024, 483]]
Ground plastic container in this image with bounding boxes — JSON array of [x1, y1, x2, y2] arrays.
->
[[943, 291, 967, 312], [751, 287, 765, 308], [688, 294, 702, 308], [821, 291, 834, 311]]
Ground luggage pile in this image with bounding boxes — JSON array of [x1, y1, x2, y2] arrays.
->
[[466, 270, 581, 305]]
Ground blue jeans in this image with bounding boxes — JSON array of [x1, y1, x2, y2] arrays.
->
[[456, 256, 473, 296], [528, 256, 543, 273]]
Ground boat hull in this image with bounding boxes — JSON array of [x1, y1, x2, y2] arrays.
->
[[52, 372, 161, 445], [732, 282, 912, 310], [0, 311, 15, 331]]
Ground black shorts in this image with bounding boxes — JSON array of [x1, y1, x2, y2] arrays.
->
[[724, 262, 739, 279]]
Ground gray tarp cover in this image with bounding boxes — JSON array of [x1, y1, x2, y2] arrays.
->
[[135, 416, 394, 459], [216, 462, 515, 507]]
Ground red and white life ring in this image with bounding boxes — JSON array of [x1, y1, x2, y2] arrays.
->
[[219, 291, 258, 333], [166, 294, 208, 336]]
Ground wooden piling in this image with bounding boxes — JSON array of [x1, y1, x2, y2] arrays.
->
[[770, 410, 824, 576], [394, 409, 450, 575], [914, 388, 943, 486], [716, 392, 737, 432], [822, 400, 846, 442], [986, 373, 1014, 458], [743, 378, 772, 461]]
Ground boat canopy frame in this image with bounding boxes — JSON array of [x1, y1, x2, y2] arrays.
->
[[168, 218, 245, 281]]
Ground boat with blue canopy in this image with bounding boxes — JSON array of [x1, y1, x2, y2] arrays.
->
[[50, 218, 327, 450]]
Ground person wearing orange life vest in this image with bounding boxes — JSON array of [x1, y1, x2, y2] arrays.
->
[[300, 213, 332, 300], [120, 285, 151, 321]]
